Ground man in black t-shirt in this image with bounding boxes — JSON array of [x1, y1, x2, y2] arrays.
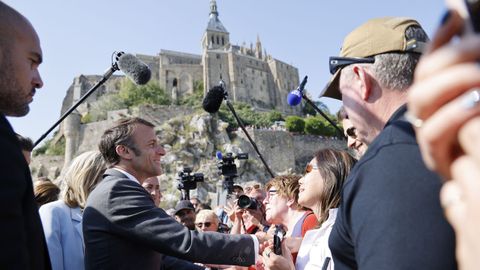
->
[[321, 17, 457, 270]]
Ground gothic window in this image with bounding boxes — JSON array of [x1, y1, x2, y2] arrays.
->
[[173, 78, 178, 87]]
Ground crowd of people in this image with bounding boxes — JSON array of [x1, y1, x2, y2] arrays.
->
[[1, 0, 480, 269]]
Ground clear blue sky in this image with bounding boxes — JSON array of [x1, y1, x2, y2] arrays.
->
[[4, 0, 445, 145]]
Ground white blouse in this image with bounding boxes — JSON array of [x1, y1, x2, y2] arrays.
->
[[295, 209, 337, 270]]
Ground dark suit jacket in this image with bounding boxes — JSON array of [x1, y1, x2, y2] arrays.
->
[[83, 169, 256, 270], [0, 114, 51, 269]]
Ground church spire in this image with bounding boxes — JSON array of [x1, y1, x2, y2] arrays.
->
[[202, 0, 229, 50], [210, 0, 219, 18]]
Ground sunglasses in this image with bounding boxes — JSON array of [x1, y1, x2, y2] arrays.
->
[[304, 163, 319, 174], [195, 222, 212, 228], [346, 127, 357, 139], [329, 56, 375, 75]]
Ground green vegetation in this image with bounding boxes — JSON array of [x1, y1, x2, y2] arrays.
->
[[178, 80, 204, 108], [286, 115, 339, 136], [304, 117, 325, 135], [217, 102, 285, 130], [33, 137, 65, 156], [285, 116, 305, 133], [82, 78, 171, 123], [119, 79, 171, 107]]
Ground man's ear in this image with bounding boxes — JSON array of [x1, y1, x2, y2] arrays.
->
[[352, 66, 372, 101], [116, 145, 133, 160]]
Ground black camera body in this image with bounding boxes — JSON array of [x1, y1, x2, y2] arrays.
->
[[177, 167, 204, 191], [217, 152, 248, 178], [237, 194, 259, 210]]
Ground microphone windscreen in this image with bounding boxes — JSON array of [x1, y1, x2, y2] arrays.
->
[[202, 86, 225, 113], [117, 53, 152, 85], [287, 90, 302, 106]]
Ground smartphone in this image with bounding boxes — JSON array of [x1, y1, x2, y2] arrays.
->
[[464, 0, 480, 33], [273, 225, 285, 255]]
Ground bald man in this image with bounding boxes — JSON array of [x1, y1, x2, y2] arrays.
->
[[0, 2, 51, 269]]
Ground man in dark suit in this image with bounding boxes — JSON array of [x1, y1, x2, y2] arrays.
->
[[0, 2, 51, 269], [83, 117, 258, 270]]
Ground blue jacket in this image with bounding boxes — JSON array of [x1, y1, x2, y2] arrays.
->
[[40, 200, 84, 270]]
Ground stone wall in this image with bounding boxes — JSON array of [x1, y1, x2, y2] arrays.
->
[[236, 129, 347, 174]]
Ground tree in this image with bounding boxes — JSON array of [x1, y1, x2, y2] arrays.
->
[[118, 79, 171, 107], [285, 116, 305, 133], [304, 117, 326, 135]]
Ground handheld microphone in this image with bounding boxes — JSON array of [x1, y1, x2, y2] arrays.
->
[[287, 75, 308, 106], [115, 52, 152, 85], [202, 82, 226, 113]]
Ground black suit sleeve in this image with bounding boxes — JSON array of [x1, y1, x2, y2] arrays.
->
[[107, 180, 255, 266], [161, 255, 205, 270]]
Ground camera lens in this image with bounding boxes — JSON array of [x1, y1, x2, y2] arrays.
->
[[237, 195, 257, 209]]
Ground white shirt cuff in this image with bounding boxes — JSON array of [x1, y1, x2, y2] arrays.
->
[[250, 235, 259, 262]]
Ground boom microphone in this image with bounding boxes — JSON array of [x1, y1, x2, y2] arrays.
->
[[287, 75, 308, 106], [116, 52, 151, 85], [202, 84, 226, 113], [34, 50, 150, 147]]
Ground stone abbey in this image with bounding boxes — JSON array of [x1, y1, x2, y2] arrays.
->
[[65, 0, 301, 115]]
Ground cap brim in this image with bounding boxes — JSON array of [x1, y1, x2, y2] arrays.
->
[[320, 69, 341, 100], [174, 207, 194, 215]]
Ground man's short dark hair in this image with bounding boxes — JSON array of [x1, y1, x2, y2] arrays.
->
[[99, 117, 155, 166], [16, 133, 33, 152]]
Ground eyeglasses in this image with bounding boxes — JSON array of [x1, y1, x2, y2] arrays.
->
[[268, 189, 277, 196], [304, 163, 319, 174], [195, 222, 212, 228], [346, 127, 357, 139], [329, 56, 375, 75], [265, 189, 277, 201]]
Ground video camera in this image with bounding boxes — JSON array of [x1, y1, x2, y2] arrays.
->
[[216, 151, 248, 194], [216, 151, 248, 178], [177, 167, 204, 200]]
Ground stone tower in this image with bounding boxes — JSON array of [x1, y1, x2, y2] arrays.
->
[[201, 0, 230, 51]]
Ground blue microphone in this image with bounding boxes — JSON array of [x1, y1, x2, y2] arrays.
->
[[216, 151, 223, 160], [287, 76, 308, 106]]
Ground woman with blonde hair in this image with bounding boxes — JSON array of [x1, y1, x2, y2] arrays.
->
[[39, 151, 106, 270]]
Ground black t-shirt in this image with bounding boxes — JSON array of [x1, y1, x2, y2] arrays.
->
[[329, 105, 457, 270]]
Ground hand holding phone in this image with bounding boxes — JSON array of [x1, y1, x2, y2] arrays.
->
[[273, 225, 285, 255]]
